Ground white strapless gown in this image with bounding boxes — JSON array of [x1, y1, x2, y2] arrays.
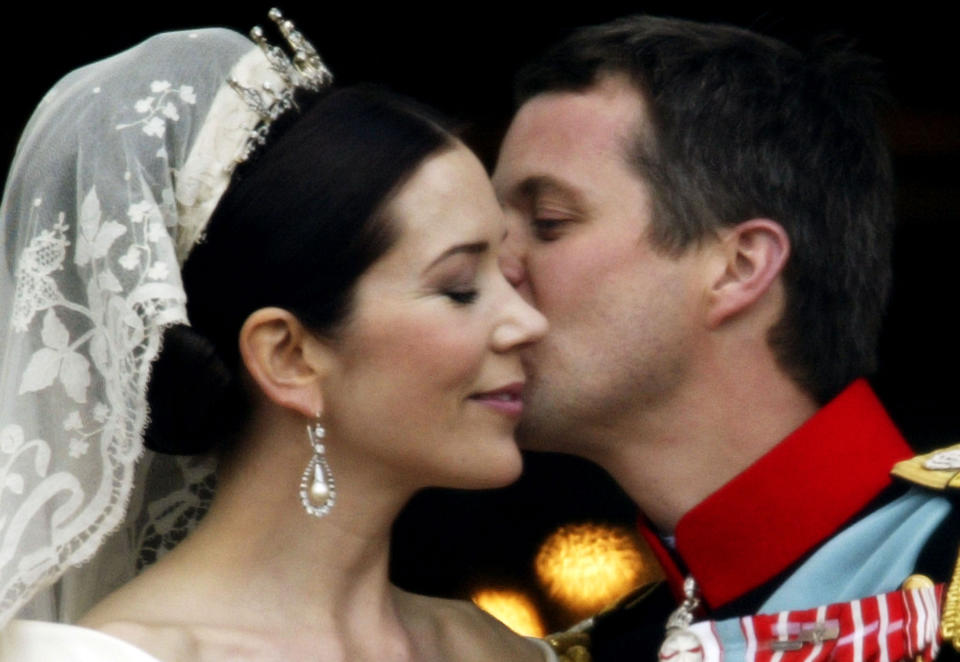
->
[[0, 621, 161, 661], [1, 620, 559, 661]]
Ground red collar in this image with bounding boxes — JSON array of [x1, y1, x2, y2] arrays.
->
[[639, 379, 913, 609]]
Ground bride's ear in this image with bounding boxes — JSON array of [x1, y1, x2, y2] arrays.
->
[[238, 307, 328, 417]]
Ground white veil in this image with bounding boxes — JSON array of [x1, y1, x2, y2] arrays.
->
[[0, 27, 290, 624]]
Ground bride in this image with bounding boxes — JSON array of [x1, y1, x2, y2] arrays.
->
[[0, 12, 552, 661]]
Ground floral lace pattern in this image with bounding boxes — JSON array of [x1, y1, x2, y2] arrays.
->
[[134, 457, 216, 572], [0, 29, 258, 624]]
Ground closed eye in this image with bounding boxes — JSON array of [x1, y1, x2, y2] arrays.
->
[[445, 289, 479, 305], [532, 218, 570, 242]]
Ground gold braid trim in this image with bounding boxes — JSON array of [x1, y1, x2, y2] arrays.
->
[[943, 545, 960, 653]]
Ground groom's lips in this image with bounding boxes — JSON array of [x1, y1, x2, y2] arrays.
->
[[469, 382, 525, 418]]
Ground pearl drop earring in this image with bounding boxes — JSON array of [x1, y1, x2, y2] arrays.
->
[[299, 417, 335, 517]]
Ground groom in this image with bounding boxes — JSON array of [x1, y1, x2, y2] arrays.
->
[[493, 15, 959, 662]]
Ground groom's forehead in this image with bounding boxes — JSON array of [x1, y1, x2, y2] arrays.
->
[[494, 78, 649, 196]]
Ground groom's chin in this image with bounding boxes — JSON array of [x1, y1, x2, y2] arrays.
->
[[515, 410, 564, 453]]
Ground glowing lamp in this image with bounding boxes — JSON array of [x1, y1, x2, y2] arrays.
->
[[471, 587, 546, 637], [535, 522, 657, 621]]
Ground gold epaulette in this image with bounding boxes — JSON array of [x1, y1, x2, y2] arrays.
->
[[893, 444, 960, 652], [891, 443, 960, 490]]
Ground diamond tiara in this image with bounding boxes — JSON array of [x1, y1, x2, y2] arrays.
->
[[228, 8, 333, 166]]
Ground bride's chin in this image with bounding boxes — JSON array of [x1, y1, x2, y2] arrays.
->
[[458, 440, 525, 490]]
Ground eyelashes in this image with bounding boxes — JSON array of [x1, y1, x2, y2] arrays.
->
[[532, 217, 570, 241], [444, 289, 479, 305]]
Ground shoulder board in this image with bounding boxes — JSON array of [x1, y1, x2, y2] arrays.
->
[[891, 442, 960, 490]]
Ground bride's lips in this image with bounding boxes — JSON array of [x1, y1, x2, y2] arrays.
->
[[469, 382, 525, 418]]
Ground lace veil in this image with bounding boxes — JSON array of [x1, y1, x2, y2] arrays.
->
[[0, 27, 288, 624]]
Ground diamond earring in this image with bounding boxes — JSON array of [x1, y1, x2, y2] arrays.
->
[[300, 417, 335, 517]]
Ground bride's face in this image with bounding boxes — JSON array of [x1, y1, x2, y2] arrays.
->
[[321, 144, 547, 490]]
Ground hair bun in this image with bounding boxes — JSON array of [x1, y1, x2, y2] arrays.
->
[[144, 324, 246, 455]]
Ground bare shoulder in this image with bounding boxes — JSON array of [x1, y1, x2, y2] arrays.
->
[[80, 584, 192, 660], [400, 592, 549, 662], [82, 595, 272, 662]]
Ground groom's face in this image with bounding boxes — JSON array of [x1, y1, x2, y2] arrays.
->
[[493, 76, 707, 455]]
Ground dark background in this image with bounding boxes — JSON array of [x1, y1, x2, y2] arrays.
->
[[5, 2, 958, 628]]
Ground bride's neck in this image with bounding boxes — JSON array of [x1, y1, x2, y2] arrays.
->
[[200, 416, 415, 620], [124, 413, 423, 654]]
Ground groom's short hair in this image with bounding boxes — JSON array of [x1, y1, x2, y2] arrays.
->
[[515, 16, 894, 405]]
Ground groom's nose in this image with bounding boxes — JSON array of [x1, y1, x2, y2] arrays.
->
[[500, 223, 534, 302]]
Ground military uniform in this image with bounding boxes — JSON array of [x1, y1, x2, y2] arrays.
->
[[583, 379, 960, 662]]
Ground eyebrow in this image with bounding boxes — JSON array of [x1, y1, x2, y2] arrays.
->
[[505, 175, 586, 209], [424, 241, 488, 273]]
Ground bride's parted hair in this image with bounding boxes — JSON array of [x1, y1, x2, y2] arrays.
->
[[145, 86, 455, 455]]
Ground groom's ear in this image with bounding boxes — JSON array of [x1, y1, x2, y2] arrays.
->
[[238, 307, 326, 417], [705, 218, 790, 328]]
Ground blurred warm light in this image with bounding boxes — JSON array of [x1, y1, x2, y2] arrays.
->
[[535, 522, 657, 620], [471, 587, 546, 637]]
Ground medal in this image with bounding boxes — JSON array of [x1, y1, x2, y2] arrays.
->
[[659, 577, 704, 662]]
